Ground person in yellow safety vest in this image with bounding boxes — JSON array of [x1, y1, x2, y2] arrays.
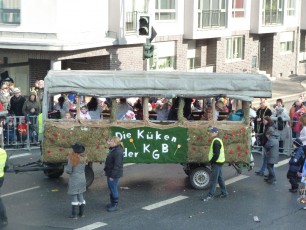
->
[[202, 127, 228, 200], [37, 113, 43, 142], [0, 148, 8, 226]]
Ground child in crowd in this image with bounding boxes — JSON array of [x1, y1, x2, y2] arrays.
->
[[65, 142, 87, 219], [3, 118, 15, 144], [64, 112, 73, 120], [287, 138, 305, 193], [17, 117, 28, 142], [79, 105, 91, 120], [123, 110, 136, 120]]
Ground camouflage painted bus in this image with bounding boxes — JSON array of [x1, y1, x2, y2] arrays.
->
[[41, 70, 272, 189]]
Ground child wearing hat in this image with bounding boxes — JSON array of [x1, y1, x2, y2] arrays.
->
[[65, 142, 87, 219], [287, 138, 305, 193]]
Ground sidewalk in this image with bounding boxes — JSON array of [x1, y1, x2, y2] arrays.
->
[[253, 75, 306, 107]]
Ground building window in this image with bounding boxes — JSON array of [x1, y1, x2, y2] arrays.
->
[[0, 0, 20, 24], [232, 0, 244, 18], [187, 58, 195, 70], [280, 32, 294, 53], [155, 0, 176, 21], [287, 0, 295, 16], [198, 0, 226, 28], [280, 41, 293, 53], [226, 36, 244, 60], [149, 56, 174, 70], [125, 0, 148, 33], [262, 0, 284, 25]]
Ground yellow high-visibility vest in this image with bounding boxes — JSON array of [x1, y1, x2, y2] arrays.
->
[[0, 148, 7, 178], [208, 137, 225, 163], [38, 113, 43, 134]]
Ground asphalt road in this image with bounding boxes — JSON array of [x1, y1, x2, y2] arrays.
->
[[1, 148, 305, 230]]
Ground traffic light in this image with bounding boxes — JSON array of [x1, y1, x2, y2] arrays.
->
[[138, 15, 151, 36], [143, 43, 154, 59]]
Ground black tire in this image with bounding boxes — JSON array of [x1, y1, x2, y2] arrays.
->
[[44, 166, 64, 178], [189, 167, 211, 190], [85, 164, 94, 188]]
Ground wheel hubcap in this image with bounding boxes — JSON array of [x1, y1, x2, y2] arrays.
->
[[194, 170, 209, 187]]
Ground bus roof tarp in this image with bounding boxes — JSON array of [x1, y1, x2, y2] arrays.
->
[[44, 70, 272, 101]]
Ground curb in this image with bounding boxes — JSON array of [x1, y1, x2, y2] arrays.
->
[[252, 80, 306, 107]]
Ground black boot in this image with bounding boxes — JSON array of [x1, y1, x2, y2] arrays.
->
[[79, 204, 85, 218], [69, 205, 78, 219], [106, 195, 114, 209], [107, 199, 118, 212]]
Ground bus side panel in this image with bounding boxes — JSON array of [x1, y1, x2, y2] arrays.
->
[[187, 124, 252, 164], [42, 122, 111, 163], [111, 126, 188, 163], [42, 122, 251, 165]]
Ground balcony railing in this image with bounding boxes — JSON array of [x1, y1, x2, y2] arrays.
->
[[198, 10, 226, 29], [262, 10, 283, 25], [0, 8, 20, 24]]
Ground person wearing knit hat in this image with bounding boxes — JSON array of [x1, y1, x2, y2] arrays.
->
[[287, 138, 305, 193], [9, 87, 26, 116]]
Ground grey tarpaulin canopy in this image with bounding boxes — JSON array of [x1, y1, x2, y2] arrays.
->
[[44, 70, 272, 101]]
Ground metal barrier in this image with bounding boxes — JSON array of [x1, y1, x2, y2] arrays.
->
[[0, 115, 39, 150], [251, 118, 294, 157]]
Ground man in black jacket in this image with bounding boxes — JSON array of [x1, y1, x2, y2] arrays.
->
[[104, 136, 124, 212], [9, 88, 26, 116]]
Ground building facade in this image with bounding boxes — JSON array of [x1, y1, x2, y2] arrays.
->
[[0, 0, 306, 94]]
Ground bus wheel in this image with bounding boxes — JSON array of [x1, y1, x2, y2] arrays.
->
[[44, 167, 64, 178], [85, 165, 94, 188], [189, 167, 211, 190]]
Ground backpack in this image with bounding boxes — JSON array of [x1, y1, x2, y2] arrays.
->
[[277, 116, 284, 131]]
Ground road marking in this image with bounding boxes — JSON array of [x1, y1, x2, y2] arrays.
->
[[142, 195, 188, 211], [275, 158, 290, 168], [224, 174, 249, 185], [9, 153, 31, 159], [124, 163, 135, 167], [216, 174, 249, 188], [1, 186, 40, 198], [74, 222, 107, 230]]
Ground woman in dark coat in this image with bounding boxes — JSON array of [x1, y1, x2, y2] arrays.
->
[[104, 136, 124, 212], [255, 116, 274, 176], [65, 142, 87, 219], [263, 116, 280, 184]]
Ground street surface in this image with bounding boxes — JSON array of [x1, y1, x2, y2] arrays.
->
[[2, 75, 306, 230], [1, 148, 305, 230]]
